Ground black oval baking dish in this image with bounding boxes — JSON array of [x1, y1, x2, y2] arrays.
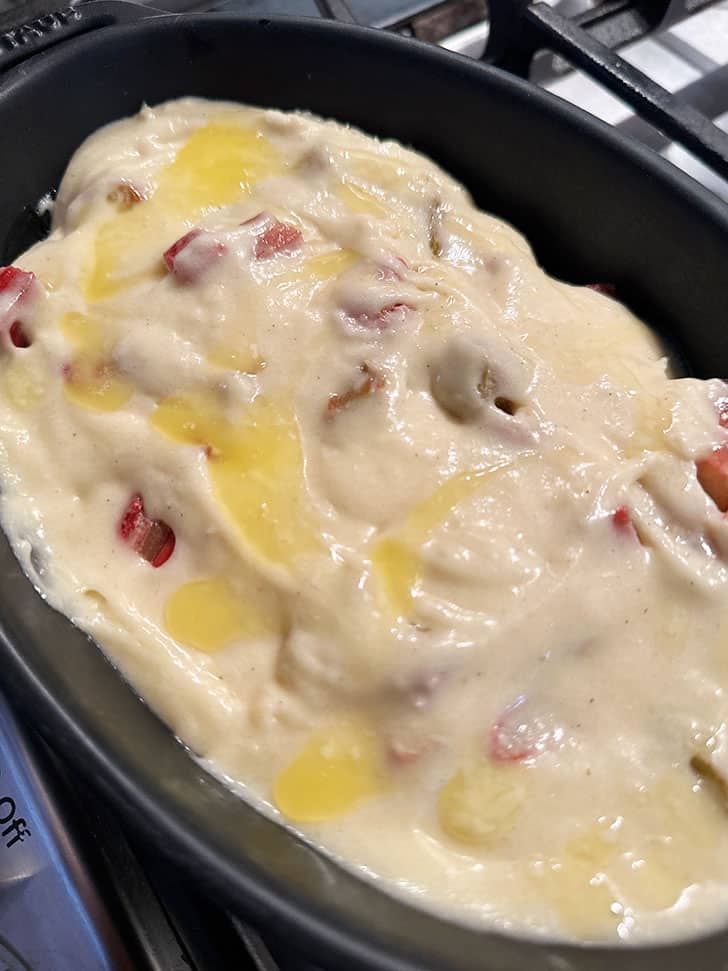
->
[[1, 9, 728, 971]]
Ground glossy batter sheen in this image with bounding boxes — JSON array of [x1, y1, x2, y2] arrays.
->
[[2, 98, 728, 944]]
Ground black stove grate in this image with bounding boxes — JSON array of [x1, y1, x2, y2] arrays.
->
[[312, 0, 728, 180], [71, 777, 327, 970]]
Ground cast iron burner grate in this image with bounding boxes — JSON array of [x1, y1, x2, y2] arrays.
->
[[311, 0, 728, 189]]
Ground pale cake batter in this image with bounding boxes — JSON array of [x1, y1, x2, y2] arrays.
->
[[2, 98, 728, 943]]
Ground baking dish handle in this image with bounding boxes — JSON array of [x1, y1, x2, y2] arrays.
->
[[0, 0, 162, 75]]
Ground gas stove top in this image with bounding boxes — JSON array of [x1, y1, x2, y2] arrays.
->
[[0, 1, 727, 968], [0, 693, 323, 970]]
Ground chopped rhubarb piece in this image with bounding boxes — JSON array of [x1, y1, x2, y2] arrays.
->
[[376, 255, 409, 281], [377, 302, 411, 326], [490, 710, 536, 762], [240, 211, 270, 230], [241, 211, 302, 259], [164, 229, 200, 272], [118, 493, 176, 567], [353, 302, 412, 330], [612, 505, 639, 541], [163, 229, 226, 283], [489, 696, 556, 762], [717, 398, 728, 429], [0, 266, 34, 299], [327, 363, 385, 416], [253, 220, 302, 260], [62, 357, 120, 385], [697, 445, 728, 512], [612, 506, 631, 529], [0, 266, 36, 330], [107, 180, 145, 209], [387, 739, 427, 766], [119, 493, 145, 541], [141, 521, 176, 568], [586, 282, 617, 297], [9, 321, 30, 348]]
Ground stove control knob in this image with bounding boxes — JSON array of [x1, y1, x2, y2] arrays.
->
[[0, 701, 46, 885]]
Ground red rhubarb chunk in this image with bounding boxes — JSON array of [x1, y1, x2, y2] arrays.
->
[[9, 321, 30, 348], [0, 266, 35, 299], [586, 282, 617, 298], [378, 302, 409, 324], [163, 229, 226, 283], [376, 255, 409, 281], [164, 229, 201, 272], [254, 220, 302, 260], [354, 302, 411, 330], [0, 266, 36, 330], [119, 493, 146, 540], [387, 738, 428, 766], [140, 520, 176, 567], [697, 445, 728, 512], [612, 505, 639, 541], [490, 714, 536, 762], [241, 212, 270, 229], [489, 696, 557, 762], [118, 494, 176, 567]]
